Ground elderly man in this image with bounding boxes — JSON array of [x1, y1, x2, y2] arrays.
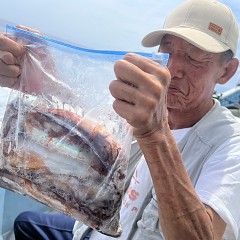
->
[[0, 0, 240, 239]]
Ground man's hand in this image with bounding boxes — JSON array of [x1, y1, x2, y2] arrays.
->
[[0, 25, 82, 109], [109, 53, 171, 138], [0, 25, 43, 91], [0, 32, 25, 89]]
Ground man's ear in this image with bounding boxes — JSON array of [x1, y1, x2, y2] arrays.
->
[[217, 58, 239, 85]]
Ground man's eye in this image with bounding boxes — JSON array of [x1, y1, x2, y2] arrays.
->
[[185, 53, 198, 62]]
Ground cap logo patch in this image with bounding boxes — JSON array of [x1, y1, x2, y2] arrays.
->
[[208, 22, 223, 35]]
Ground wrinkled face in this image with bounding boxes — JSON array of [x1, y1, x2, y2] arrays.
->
[[160, 35, 223, 111]]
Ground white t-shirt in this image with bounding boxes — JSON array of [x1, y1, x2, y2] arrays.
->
[[195, 136, 240, 239], [74, 128, 240, 240]]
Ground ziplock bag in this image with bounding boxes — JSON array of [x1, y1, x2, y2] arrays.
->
[[0, 25, 168, 237]]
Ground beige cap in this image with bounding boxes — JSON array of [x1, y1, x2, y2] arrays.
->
[[142, 0, 239, 56]]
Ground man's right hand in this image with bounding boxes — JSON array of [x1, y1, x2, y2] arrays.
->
[[0, 32, 25, 89]]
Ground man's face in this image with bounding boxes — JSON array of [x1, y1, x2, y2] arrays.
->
[[160, 34, 223, 111]]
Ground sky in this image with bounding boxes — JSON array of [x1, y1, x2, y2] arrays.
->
[[0, 0, 240, 93]]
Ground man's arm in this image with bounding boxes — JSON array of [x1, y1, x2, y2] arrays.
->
[[204, 204, 226, 239], [110, 53, 226, 239], [136, 127, 226, 240]]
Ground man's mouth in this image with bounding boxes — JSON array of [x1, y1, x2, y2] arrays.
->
[[168, 83, 187, 95]]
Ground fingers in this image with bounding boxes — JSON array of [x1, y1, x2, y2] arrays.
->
[[111, 87, 155, 130], [110, 53, 170, 136], [0, 75, 17, 88], [0, 58, 21, 77], [114, 59, 143, 89], [123, 53, 170, 87], [0, 25, 44, 90], [109, 74, 156, 132], [16, 25, 42, 35], [0, 57, 20, 88], [112, 98, 136, 123], [109, 79, 137, 105], [114, 60, 160, 100], [0, 33, 25, 89], [0, 51, 17, 65], [114, 53, 170, 93], [0, 33, 25, 57], [113, 53, 169, 107]]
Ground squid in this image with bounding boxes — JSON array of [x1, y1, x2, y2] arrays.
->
[[0, 99, 127, 237]]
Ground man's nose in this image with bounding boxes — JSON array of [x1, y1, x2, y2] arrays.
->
[[167, 53, 184, 79]]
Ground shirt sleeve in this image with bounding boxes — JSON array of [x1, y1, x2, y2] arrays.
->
[[195, 136, 240, 240]]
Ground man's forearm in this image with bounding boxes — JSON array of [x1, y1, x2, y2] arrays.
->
[[136, 127, 214, 240]]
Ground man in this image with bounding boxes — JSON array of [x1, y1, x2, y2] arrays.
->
[[1, 0, 240, 239]]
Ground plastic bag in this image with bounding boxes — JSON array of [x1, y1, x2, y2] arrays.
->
[[0, 25, 168, 237]]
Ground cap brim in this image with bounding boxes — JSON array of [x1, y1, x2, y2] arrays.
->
[[141, 27, 230, 54]]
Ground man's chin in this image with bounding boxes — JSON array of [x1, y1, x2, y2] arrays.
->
[[167, 97, 182, 109], [167, 92, 189, 108]]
